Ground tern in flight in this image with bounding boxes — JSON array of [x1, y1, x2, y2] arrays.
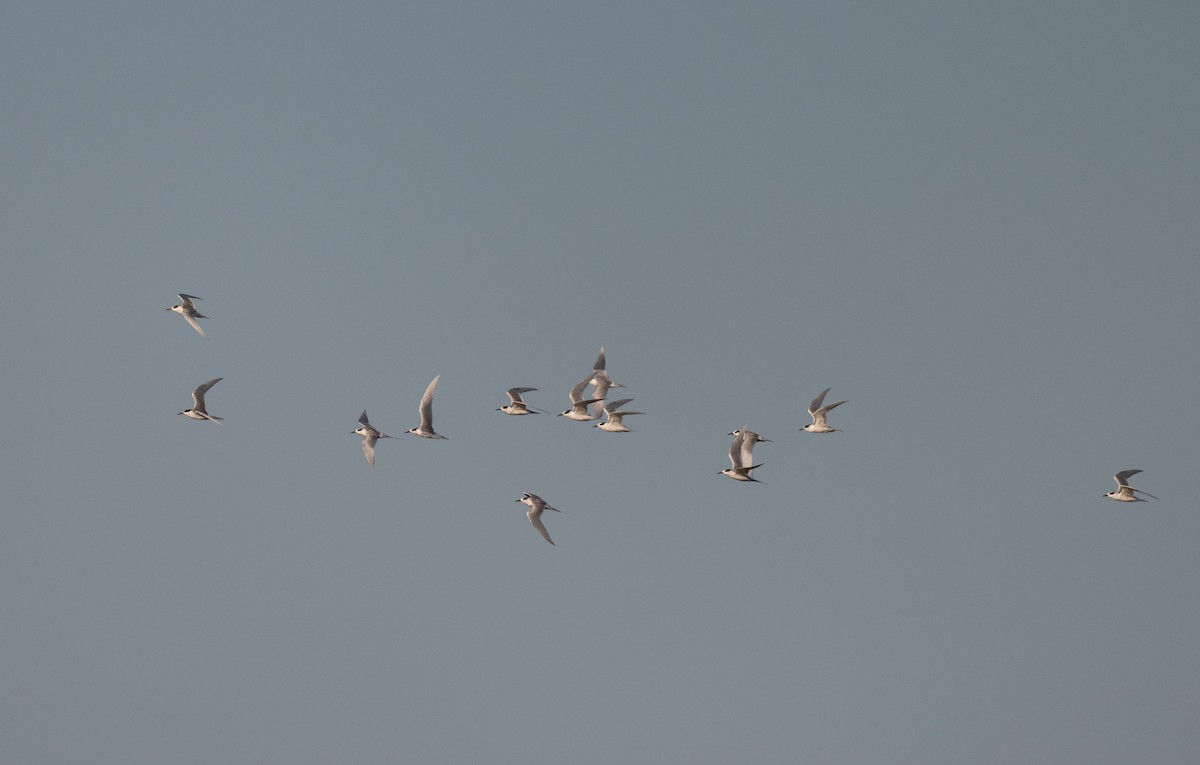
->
[[559, 372, 603, 421], [801, 387, 847, 433], [497, 387, 543, 415], [515, 492, 560, 545], [1104, 469, 1158, 502], [719, 431, 764, 482], [353, 409, 396, 467], [588, 345, 624, 402], [178, 378, 223, 423], [407, 375, 447, 439], [593, 398, 644, 432], [166, 293, 209, 339], [728, 428, 771, 444]]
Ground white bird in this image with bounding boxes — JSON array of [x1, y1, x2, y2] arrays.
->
[[1104, 469, 1158, 502], [559, 372, 603, 421], [801, 387, 847, 433], [589, 345, 624, 402], [728, 428, 772, 443], [407, 374, 447, 439], [166, 293, 209, 339], [593, 398, 644, 432], [178, 377, 223, 423], [515, 492, 560, 545], [719, 431, 763, 482], [352, 409, 396, 467], [497, 387, 543, 415]]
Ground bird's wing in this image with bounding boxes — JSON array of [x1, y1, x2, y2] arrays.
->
[[418, 375, 440, 429], [1114, 469, 1143, 486], [183, 313, 209, 339], [740, 434, 758, 467], [568, 373, 593, 403], [591, 377, 611, 402], [192, 377, 222, 407], [728, 433, 746, 468], [507, 387, 536, 403], [817, 399, 847, 415], [808, 387, 831, 414], [529, 510, 555, 545]]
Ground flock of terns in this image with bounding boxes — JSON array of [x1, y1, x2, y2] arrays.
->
[[167, 293, 1160, 545]]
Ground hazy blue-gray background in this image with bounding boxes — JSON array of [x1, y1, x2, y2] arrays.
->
[[3, 1, 1197, 763]]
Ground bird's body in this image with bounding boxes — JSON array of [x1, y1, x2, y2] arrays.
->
[[728, 428, 772, 444], [594, 398, 644, 432], [353, 409, 395, 467], [178, 377, 223, 423], [407, 375, 447, 439], [801, 387, 847, 433], [1104, 469, 1158, 502], [516, 492, 560, 545], [719, 431, 763, 482], [166, 293, 209, 339]]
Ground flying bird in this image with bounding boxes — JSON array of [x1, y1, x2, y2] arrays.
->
[[728, 428, 772, 444], [165, 293, 209, 339], [407, 374, 447, 439], [1104, 469, 1158, 502], [719, 431, 764, 482], [178, 377, 223, 423], [497, 387, 542, 415], [515, 492, 561, 545], [352, 409, 395, 467], [589, 345, 624, 402], [593, 398, 644, 432], [559, 372, 603, 421], [801, 387, 847, 433]]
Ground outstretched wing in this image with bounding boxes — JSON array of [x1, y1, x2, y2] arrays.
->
[[191, 377, 222, 408], [728, 432, 747, 469], [529, 511, 555, 545], [1114, 469, 1143, 487], [183, 313, 208, 339], [506, 387, 536, 404], [418, 375, 441, 430], [808, 388, 831, 415]]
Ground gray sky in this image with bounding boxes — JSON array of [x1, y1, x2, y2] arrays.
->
[[3, 1, 1198, 763]]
